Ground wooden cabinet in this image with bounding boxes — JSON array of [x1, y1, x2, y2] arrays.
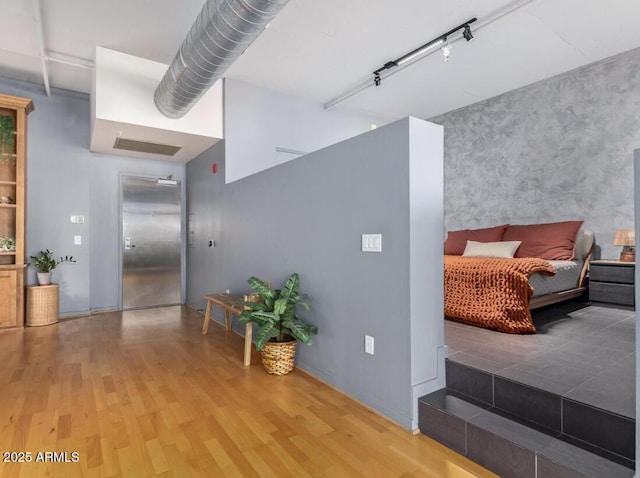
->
[[589, 260, 634, 307], [0, 94, 33, 328], [0, 268, 18, 327]]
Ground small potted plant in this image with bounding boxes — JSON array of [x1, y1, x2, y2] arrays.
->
[[0, 115, 16, 181], [0, 115, 15, 152], [29, 249, 76, 285], [239, 273, 318, 375], [0, 236, 16, 252]]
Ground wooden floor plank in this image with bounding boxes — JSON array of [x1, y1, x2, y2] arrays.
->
[[0, 306, 497, 477]]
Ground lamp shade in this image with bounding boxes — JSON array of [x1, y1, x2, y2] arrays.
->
[[613, 229, 635, 247]]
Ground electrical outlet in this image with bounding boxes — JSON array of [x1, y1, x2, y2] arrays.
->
[[365, 335, 374, 355]]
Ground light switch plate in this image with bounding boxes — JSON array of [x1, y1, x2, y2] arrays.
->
[[365, 335, 375, 355], [361, 234, 382, 252], [74, 235, 82, 245]]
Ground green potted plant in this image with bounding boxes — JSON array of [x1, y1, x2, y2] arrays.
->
[[29, 249, 76, 285], [239, 273, 318, 375], [0, 115, 15, 153], [0, 236, 15, 252], [0, 115, 15, 180]]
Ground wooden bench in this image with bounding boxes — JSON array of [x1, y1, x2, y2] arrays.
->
[[201, 293, 253, 366]]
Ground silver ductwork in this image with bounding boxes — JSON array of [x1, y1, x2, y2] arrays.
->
[[155, 0, 289, 119]]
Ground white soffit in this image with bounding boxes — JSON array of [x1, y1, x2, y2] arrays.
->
[[90, 47, 223, 163]]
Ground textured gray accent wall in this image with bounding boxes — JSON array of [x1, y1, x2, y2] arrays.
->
[[187, 117, 445, 429], [0, 78, 185, 316], [432, 47, 640, 260]]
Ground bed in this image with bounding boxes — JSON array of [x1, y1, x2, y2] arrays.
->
[[444, 222, 594, 333]]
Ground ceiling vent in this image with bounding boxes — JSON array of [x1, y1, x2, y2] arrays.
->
[[113, 137, 182, 156], [90, 48, 223, 163]]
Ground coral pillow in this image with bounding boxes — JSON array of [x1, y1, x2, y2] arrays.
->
[[444, 224, 508, 255], [503, 221, 584, 260]]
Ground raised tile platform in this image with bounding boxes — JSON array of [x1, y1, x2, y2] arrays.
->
[[443, 359, 634, 466], [419, 388, 633, 478], [446, 303, 635, 419], [419, 303, 636, 478]]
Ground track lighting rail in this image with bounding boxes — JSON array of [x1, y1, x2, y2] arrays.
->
[[373, 18, 477, 86]]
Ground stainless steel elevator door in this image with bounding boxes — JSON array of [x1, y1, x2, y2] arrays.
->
[[122, 176, 181, 309]]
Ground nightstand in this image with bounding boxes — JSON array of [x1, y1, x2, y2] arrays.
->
[[589, 260, 635, 307]]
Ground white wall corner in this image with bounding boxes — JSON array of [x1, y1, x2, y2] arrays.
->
[[410, 344, 448, 430]]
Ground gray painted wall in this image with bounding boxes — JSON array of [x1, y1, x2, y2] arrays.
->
[[432, 47, 640, 260], [0, 78, 185, 316], [187, 117, 445, 429]]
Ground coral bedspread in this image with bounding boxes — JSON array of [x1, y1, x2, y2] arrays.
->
[[444, 256, 556, 333]]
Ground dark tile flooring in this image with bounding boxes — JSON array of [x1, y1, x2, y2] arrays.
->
[[445, 302, 635, 419]]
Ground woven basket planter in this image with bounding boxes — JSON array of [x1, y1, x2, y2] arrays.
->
[[261, 338, 297, 375], [26, 284, 59, 326]]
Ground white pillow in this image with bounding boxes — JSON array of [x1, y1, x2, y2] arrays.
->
[[462, 240, 522, 258], [574, 229, 593, 261]]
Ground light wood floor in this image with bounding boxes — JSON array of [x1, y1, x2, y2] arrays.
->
[[0, 306, 497, 477]]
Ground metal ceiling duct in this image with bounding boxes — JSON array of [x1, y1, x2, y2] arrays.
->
[[155, 0, 289, 119]]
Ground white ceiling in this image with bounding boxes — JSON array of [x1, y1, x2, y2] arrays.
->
[[1, 0, 640, 122]]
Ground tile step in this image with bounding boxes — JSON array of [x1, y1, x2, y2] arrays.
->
[[418, 389, 634, 478], [445, 358, 635, 464]]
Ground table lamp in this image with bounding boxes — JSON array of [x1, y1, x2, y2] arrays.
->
[[613, 229, 635, 262]]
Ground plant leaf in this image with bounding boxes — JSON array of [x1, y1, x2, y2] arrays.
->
[[247, 276, 276, 300], [280, 273, 299, 301], [298, 301, 311, 312], [243, 301, 267, 312], [254, 322, 280, 350], [274, 298, 287, 316], [282, 319, 312, 345], [238, 311, 269, 327], [251, 311, 280, 322]]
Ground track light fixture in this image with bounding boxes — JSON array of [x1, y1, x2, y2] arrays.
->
[[372, 17, 476, 86], [463, 24, 474, 41], [442, 42, 452, 62], [326, 2, 542, 110]]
